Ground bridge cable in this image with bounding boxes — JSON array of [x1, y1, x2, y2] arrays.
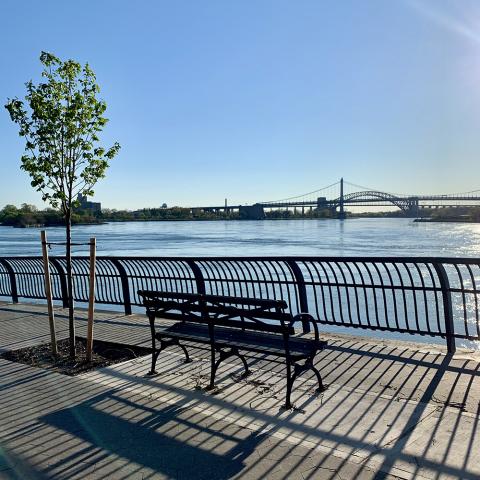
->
[[260, 181, 340, 204]]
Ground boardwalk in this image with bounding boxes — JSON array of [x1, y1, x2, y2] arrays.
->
[[0, 301, 478, 479]]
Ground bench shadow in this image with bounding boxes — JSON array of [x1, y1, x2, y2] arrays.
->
[[37, 391, 266, 479]]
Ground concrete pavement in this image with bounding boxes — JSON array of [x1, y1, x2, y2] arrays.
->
[[0, 301, 478, 479]]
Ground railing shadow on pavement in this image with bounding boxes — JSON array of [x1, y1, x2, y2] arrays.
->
[[0, 339, 477, 479], [0, 305, 479, 479]]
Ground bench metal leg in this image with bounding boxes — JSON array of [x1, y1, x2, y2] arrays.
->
[[149, 338, 191, 375], [311, 364, 326, 393], [208, 347, 250, 390], [284, 356, 326, 408], [208, 346, 216, 390], [179, 343, 192, 363], [149, 346, 162, 375], [211, 355, 222, 389], [285, 359, 294, 410], [148, 314, 159, 375], [237, 351, 250, 378]]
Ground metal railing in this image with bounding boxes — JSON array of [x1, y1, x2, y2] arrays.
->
[[1, 256, 479, 352]]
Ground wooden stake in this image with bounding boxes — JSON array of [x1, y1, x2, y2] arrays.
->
[[41, 231, 57, 355], [86, 237, 96, 362]]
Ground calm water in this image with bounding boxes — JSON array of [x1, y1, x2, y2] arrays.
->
[[0, 218, 479, 257], [1, 218, 479, 350]]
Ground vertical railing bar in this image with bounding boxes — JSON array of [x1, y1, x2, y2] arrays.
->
[[248, 260, 268, 301], [263, 261, 280, 302], [316, 262, 336, 323], [237, 261, 254, 301], [452, 263, 468, 337], [424, 262, 442, 334], [351, 262, 371, 328], [200, 261, 218, 296], [467, 264, 480, 338], [362, 262, 380, 328], [49, 258, 68, 308], [412, 263, 430, 334], [286, 259, 310, 333], [308, 262, 328, 322], [371, 262, 388, 329], [111, 259, 132, 315], [325, 262, 345, 325], [343, 261, 361, 325], [383, 262, 400, 330], [0, 259, 18, 303], [222, 261, 239, 300], [335, 261, 353, 325], [185, 259, 206, 295], [433, 262, 456, 353], [403, 262, 420, 333], [274, 260, 294, 312], [392, 263, 408, 331]]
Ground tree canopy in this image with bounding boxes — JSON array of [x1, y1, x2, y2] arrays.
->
[[5, 51, 120, 216]]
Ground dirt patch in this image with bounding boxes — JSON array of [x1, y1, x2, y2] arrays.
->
[[0, 337, 151, 376]]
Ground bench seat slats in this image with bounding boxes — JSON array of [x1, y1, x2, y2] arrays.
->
[[157, 312, 294, 335], [156, 322, 325, 358]]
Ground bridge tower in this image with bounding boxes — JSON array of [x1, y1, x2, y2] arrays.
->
[[406, 197, 420, 218], [338, 177, 346, 219]]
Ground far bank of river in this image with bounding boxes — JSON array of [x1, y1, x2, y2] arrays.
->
[[414, 218, 480, 223]]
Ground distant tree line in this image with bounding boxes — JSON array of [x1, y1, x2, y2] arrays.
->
[[0, 204, 99, 227], [0, 204, 241, 226]]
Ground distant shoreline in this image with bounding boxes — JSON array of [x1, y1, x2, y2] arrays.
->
[[3, 216, 478, 227], [414, 218, 479, 224], [0, 216, 408, 228]]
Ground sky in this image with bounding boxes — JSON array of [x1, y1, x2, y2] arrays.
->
[[1, 0, 480, 209]]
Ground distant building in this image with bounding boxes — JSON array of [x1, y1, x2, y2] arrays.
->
[[77, 194, 101, 213]]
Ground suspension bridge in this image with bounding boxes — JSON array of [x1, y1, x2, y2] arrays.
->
[[192, 179, 480, 219]]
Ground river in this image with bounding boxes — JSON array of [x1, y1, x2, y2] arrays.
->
[[0, 218, 479, 257]]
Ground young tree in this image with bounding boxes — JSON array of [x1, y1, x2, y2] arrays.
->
[[5, 52, 120, 359]]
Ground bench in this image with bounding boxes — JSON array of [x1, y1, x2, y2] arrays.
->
[[138, 290, 327, 409]]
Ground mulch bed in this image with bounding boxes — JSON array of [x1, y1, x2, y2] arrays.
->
[[0, 337, 151, 376]]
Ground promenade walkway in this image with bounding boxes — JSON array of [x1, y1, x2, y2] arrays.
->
[[0, 301, 478, 479]]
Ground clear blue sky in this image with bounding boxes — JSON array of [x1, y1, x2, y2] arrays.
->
[[1, 0, 480, 209]]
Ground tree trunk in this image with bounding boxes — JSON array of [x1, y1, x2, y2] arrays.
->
[[66, 213, 76, 359]]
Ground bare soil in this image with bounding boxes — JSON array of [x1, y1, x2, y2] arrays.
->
[[0, 337, 151, 376]]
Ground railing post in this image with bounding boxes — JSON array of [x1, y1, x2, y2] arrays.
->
[[287, 260, 310, 333], [0, 259, 18, 303], [111, 259, 132, 315], [186, 259, 206, 295], [433, 262, 456, 354], [50, 258, 69, 308]]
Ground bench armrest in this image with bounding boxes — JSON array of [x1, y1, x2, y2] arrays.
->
[[291, 313, 320, 342]]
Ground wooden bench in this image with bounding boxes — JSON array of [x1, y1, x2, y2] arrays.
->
[[138, 290, 327, 409]]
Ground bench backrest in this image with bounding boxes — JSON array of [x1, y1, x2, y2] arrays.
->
[[139, 290, 295, 335]]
